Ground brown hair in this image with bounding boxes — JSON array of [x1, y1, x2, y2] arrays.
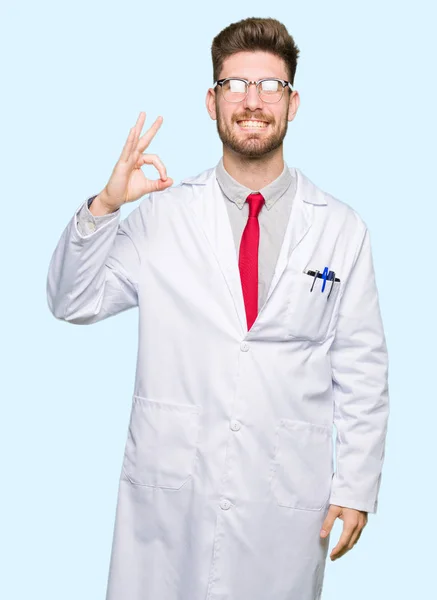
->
[[211, 17, 300, 85]]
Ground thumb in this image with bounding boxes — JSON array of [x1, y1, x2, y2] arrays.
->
[[153, 177, 174, 192], [320, 505, 341, 538]]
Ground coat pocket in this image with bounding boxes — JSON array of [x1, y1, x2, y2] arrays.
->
[[270, 419, 334, 511], [122, 396, 201, 489], [286, 271, 341, 342]]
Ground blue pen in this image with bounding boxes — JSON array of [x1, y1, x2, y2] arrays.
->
[[321, 267, 329, 292]]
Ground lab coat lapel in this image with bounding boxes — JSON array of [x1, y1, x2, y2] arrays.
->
[[262, 168, 325, 309], [185, 169, 248, 336]]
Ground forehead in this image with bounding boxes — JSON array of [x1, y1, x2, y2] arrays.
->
[[219, 51, 288, 80]]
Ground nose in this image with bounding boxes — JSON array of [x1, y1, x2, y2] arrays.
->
[[242, 82, 263, 111]]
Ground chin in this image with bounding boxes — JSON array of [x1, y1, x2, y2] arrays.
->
[[216, 120, 286, 158], [234, 138, 278, 157]]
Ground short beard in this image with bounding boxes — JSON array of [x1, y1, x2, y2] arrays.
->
[[215, 108, 288, 159]]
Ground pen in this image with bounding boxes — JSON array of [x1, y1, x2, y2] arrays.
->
[[321, 267, 329, 293]]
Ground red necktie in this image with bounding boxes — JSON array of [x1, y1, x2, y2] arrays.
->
[[238, 192, 265, 330]]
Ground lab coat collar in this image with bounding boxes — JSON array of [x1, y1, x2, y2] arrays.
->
[[181, 165, 328, 206]]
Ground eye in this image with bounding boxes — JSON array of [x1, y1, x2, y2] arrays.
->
[[227, 79, 246, 93], [259, 80, 281, 93]]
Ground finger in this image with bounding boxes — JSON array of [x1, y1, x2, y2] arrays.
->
[[140, 153, 168, 181], [133, 111, 146, 146], [320, 505, 342, 538], [330, 522, 356, 554], [331, 546, 350, 561], [330, 525, 357, 560], [120, 112, 146, 163], [346, 527, 362, 549], [148, 177, 174, 193], [349, 518, 366, 546], [137, 116, 164, 153], [354, 528, 364, 545], [119, 127, 136, 163]]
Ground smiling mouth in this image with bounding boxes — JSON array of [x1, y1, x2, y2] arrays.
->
[[236, 119, 270, 129]]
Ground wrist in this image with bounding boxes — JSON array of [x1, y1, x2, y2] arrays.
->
[[90, 191, 120, 216]]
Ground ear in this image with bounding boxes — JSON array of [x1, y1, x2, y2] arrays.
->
[[206, 87, 218, 121], [287, 89, 300, 122]]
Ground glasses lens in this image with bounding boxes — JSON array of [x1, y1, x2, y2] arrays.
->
[[222, 79, 247, 102], [258, 80, 283, 103]]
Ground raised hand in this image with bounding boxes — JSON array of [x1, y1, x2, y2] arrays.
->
[[97, 111, 173, 213]]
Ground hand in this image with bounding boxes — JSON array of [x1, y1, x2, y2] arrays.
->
[[99, 111, 174, 212], [320, 504, 368, 561]]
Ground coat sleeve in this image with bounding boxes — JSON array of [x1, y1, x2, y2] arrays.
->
[[76, 195, 120, 236], [328, 226, 390, 514], [46, 196, 148, 325]]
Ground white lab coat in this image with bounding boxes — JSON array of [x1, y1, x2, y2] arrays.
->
[[46, 165, 389, 600]]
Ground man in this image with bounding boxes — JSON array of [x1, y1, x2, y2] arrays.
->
[[47, 16, 389, 600]]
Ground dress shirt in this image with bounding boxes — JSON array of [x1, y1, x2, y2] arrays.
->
[[215, 157, 295, 308], [76, 157, 296, 309]]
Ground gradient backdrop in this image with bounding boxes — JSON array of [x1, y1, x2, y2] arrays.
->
[[1, 1, 435, 598]]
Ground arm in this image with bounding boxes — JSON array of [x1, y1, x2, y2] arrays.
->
[[47, 110, 173, 325], [328, 227, 390, 514], [46, 197, 146, 325]]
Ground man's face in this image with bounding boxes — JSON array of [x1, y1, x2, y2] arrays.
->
[[206, 51, 300, 158]]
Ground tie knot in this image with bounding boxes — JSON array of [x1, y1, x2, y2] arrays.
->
[[246, 192, 265, 218]]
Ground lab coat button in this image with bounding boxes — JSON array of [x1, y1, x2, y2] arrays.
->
[[220, 499, 231, 510], [86, 221, 96, 232], [230, 420, 241, 431], [240, 341, 249, 352]]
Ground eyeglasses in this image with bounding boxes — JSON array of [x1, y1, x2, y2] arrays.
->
[[214, 78, 293, 104]]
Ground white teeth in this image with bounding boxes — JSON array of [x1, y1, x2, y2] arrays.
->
[[239, 120, 268, 128]]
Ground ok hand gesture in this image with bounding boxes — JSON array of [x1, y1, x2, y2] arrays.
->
[[98, 111, 173, 213]]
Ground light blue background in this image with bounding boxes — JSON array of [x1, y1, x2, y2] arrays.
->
[[1, 1, 435, 598]]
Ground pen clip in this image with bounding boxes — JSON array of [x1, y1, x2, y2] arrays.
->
[[327, 270, 336, 300], [310, 270, 320, 292]]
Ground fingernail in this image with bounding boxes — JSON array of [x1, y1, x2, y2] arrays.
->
[[321, 530, 328, 536]]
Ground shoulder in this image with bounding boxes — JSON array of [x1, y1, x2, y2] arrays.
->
[[143, 165, 216, 205], [294, 167, 368, 236], [133, 167, 216, 221]]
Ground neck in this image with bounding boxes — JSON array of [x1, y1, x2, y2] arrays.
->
[[222, 146, 284, 190]]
